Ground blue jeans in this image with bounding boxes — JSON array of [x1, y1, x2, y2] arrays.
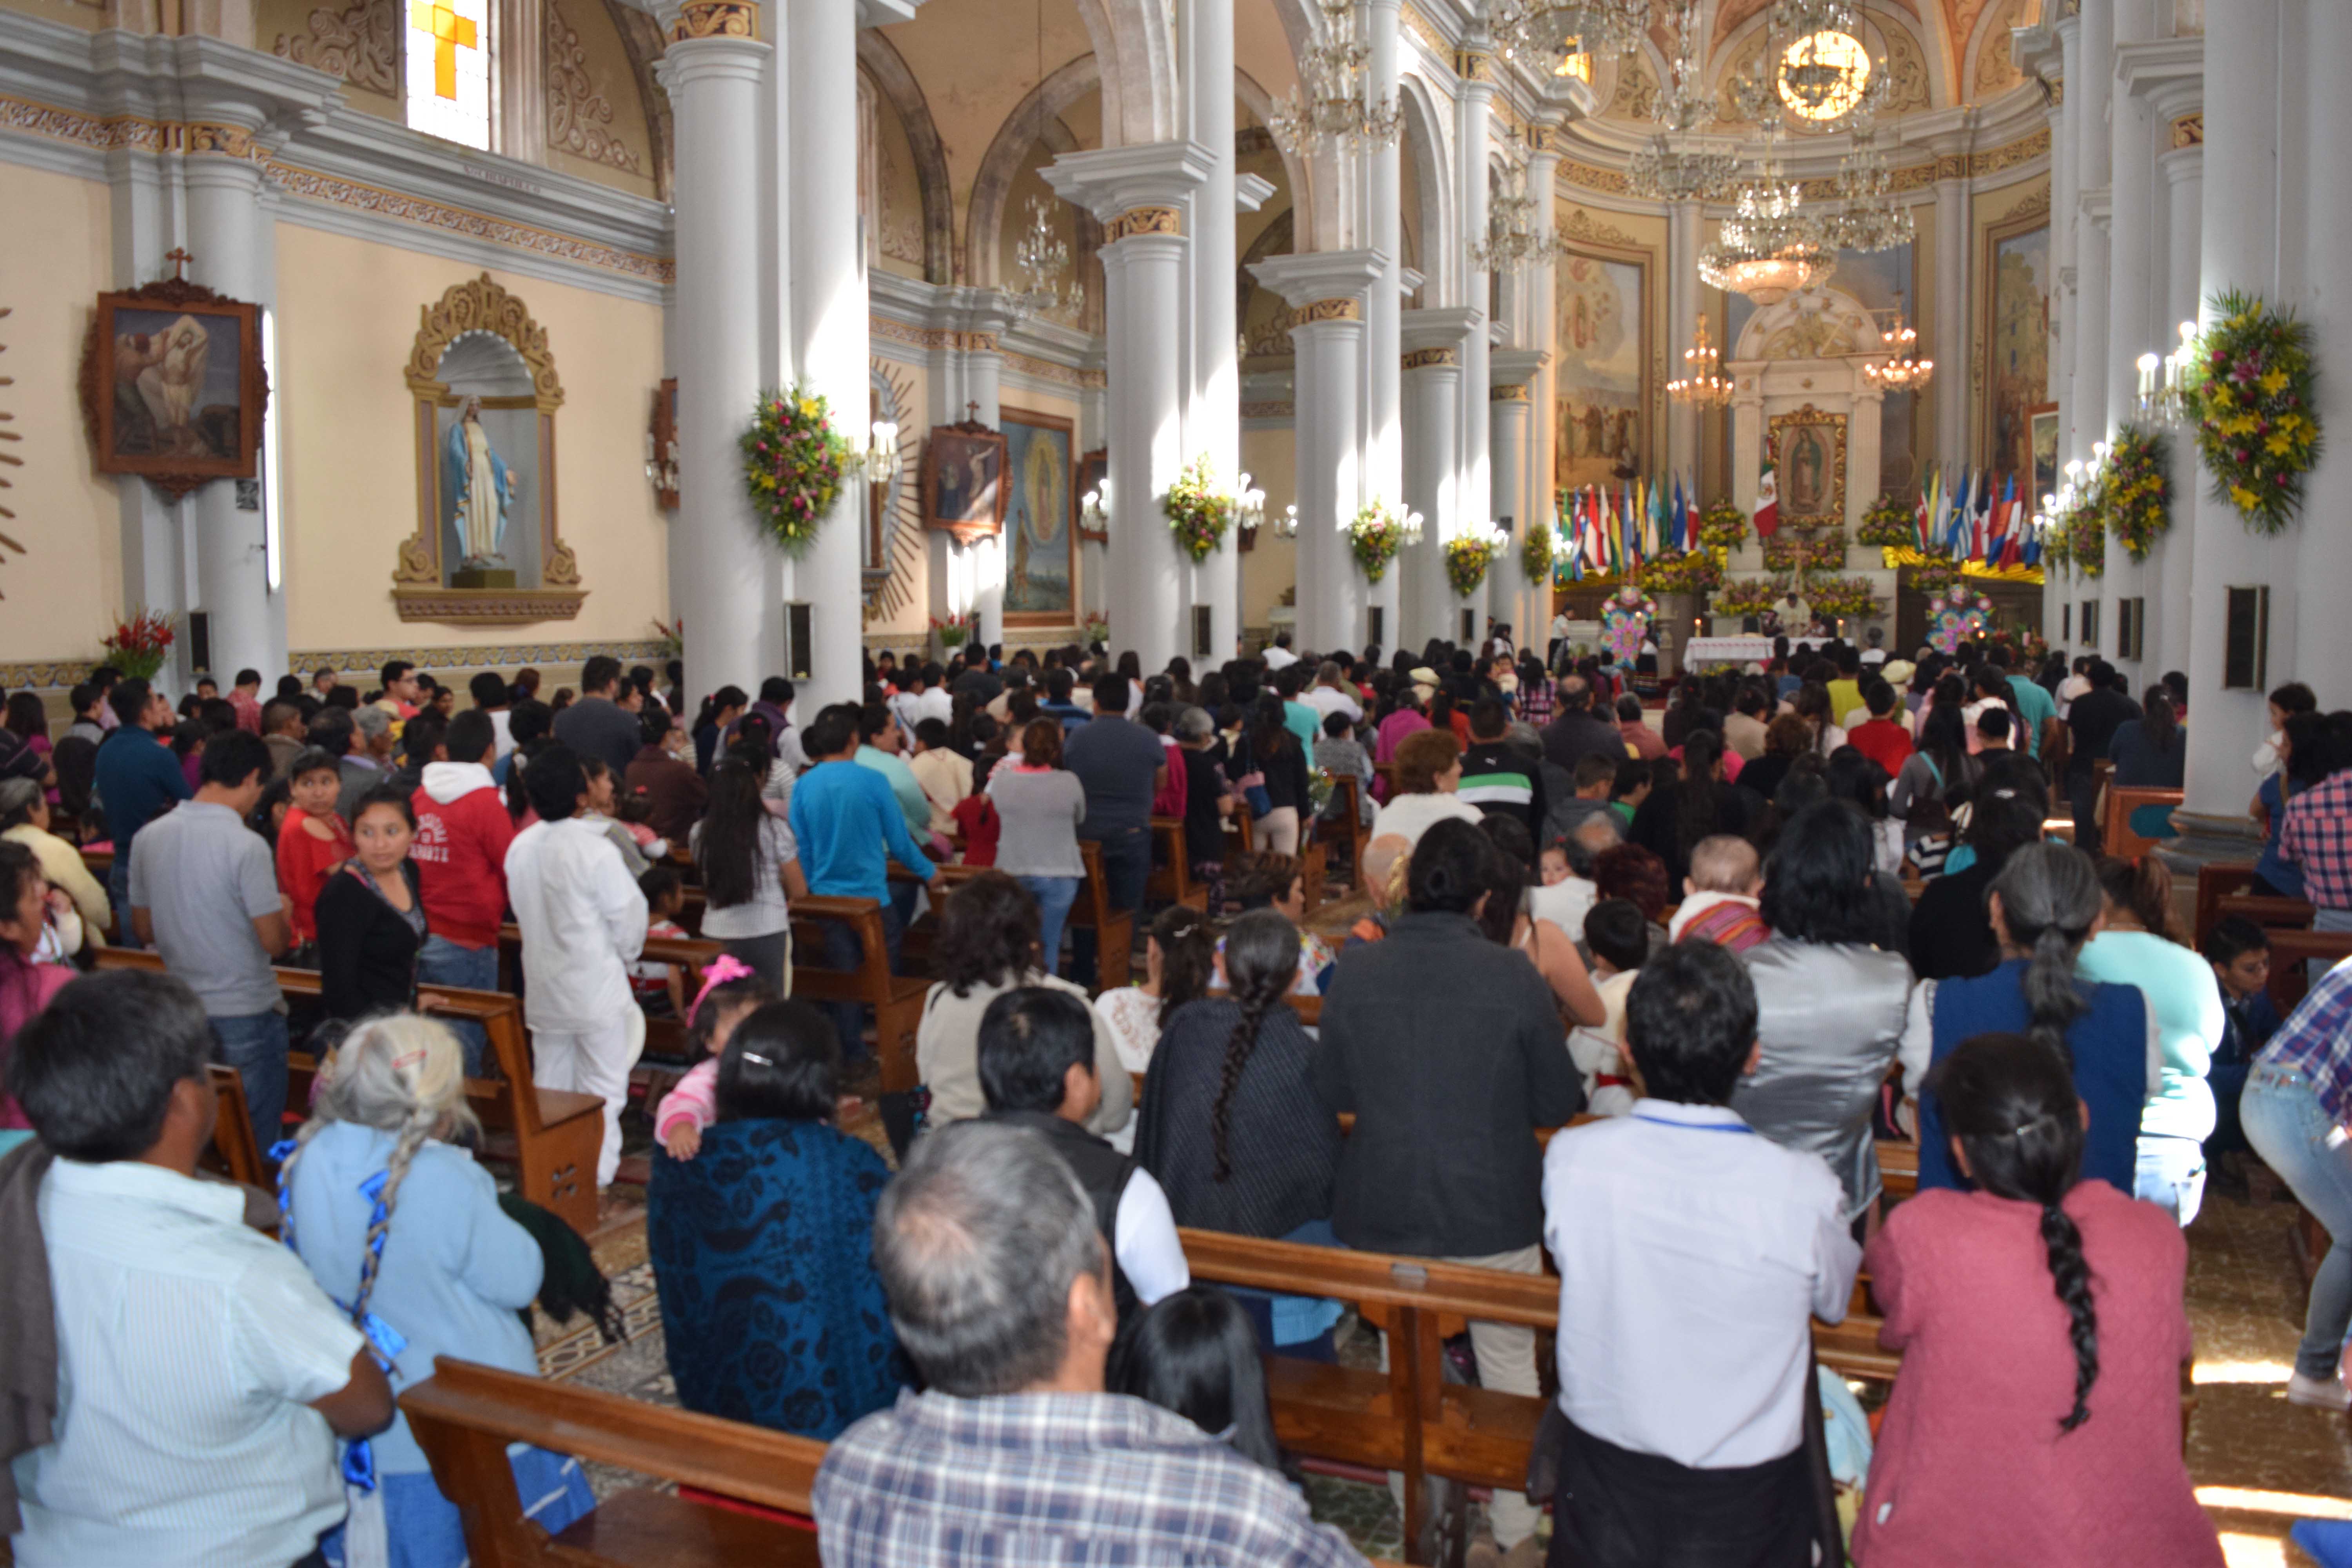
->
[[816, 897, 904, 1066], [1018, 875, 1080, 980], [2133, 1133, 2208, 1228], [1071, 826, 1150, 981], [211, 1010, 290, 1160], [2242, 1060, 2352, 1381], [414, 935, 497, 1076], [107, 853, 136, 949]]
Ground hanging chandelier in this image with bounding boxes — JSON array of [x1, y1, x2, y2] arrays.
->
[[1269, 0, 1400, 156], [1626, 0, 1740, 201], [1471, 159, 1566, 274], [1861, 301, 1932, 390], [1817, 120, 1912, 252], [1004, 196, 1083, 322], [1485, 0, 1651, 73], [1667, 316, 1734, 408], [1697, 142, 1835, 304]]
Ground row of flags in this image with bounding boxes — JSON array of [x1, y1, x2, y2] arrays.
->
[[1553, 474, 1706, 582], [1551, 456, 2043, 582]]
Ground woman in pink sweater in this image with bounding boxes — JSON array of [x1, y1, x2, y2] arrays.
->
[[1855, 1033, 2223, 1567]]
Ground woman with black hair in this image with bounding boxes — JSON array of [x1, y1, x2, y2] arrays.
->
[[1855, 1034, 2221, 1568], [1627, 728, 1757, 889], [648, 999, 906, 1438], [1111, 1286, 1285, 1472], [1906, 777, 2049, 981], [692, 758, 807, 992], [1906, 844, 2153, 1196], [1888, 689, 1978, 857], [1736, 802, 1927, 1224], [2249, 710, 2325, 898], [2107, 688, 2186, 788], [1232, 691, 1312, 856], [913, 869, 1132, 1135], [691, 684, 748, 774]]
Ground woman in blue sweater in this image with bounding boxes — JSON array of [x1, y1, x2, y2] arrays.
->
[[1908, 843, 2153, 1196]]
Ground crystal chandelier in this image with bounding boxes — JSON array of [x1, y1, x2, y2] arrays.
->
[[1626, 134, 1739, 201], [1269, 0, 1400, 156], [1698, 152, 1834, 303], [1005, 196, 1083, 321], [1485, 0, 1651, 72], [1861, 301, 1932, 391], [1818, 120, 1912, 252], [1470, 160, 1565, 274], [1625, 0, 1740, 201], [1667, 316, 1733, 408]]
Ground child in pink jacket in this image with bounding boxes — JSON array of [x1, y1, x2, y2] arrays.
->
[[652, 958, 775, 1159]]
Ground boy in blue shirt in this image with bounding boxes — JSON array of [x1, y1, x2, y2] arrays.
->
[[91, 677, 192, 940]]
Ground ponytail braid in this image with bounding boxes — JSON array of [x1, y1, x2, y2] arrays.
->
[[352, 1100, 437, 1323], [1210, 909, 1302, 1184], [2020, 923, 2087, 1064], [1211, 975, 1284, 1183], [2039, 1199, 2099, 1432]]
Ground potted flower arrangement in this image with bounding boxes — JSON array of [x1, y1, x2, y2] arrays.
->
[[1762, 532, 1846, 572], [2180, 289, 2321, 534], [1710, 577, 1782, 620], [1857, 493, 1916, 549], [650, 617, 684, 660], [1637, 550, 1725, 595], [2063, 485, 2107, 579], [742, 386, 853, 550], [1345, 500, 1412, 583], [1802, 576, 1883, 620], [929, 612, 970, 650], [1162, 454, 1236, 563], [2104, 424, 2171, 561], [1445, 532, 1504, 596], [1519, 524, 1555, 585], [102, 609, 175, 682], [1909, 559, 1961, 595], [1698, 499, 1748, 552], [1082, 612, 1110, 647]]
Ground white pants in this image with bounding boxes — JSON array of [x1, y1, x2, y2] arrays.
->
[[1255, 805, 1301, 856], [531, 1006, 645, 1188]]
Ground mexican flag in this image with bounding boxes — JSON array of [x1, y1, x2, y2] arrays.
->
[[1753, 444, 1779, 538]]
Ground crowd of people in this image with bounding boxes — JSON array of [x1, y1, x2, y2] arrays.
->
[[0, 625, 2347, 1568]]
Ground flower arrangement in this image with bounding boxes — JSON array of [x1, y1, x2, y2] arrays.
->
[[929, 612, 970, 649], [1857, 493, 1916, 548], [1445, 533, 1504, 596], [1083, 612, 1110, 646], [1698, 499, 1748, 551], [2180, 289, 2321, 535], [2063, 487, 2106, 579], [1519, 524, 1555, 585], [1346, 500, 1411, 582], [650, 617, 684, 660], [1762, 532, 1847, 572], [1637, 549, 1725, 595], [1801, 576, 1882, 619], [742, 386, 853, 550], [2104, 424, 2171, 561], [1162, 454, 1236, 563], [1710, 576, 1784, 619], [1908, 559, 1962, 595], [102, 609, 175, 682]]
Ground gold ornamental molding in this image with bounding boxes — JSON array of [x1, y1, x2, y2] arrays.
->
[[1289, 298, 1363, 327], [1104, 205, 1183, 243], [1491, 383, 1530, 401], [1454, 47, 1492, 80], [670, 1, 757, 40], [1970, 125, 2050, 177], [1934, 153, 1968, 181], [1402, 347, 1458, 370], [1559, 158, 1632, 196], [2170, 114, 2203, 149], [403, 273, 565, 408], [388, 589, 588, 625]]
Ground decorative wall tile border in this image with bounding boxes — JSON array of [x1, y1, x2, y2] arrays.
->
[[0, 638, 675, 691]]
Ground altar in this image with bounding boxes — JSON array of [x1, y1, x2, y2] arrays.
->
[[1681, 634, 1775, 670]]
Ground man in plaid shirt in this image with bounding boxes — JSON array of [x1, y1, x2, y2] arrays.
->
[[2281, 762, 2352, 916], [2242, 955, 2352, 1410], [814, 1119, 1366, 1567]]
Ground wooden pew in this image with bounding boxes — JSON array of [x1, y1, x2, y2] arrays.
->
[[1226, 809, 1330, 917], [2215, 892, 2318, 932], [207, 1064, 267, 1187], [2194, 862, 2258, 946], [2101, 785, 2182, 860], [93, 949, 605, 1235], [787, 896, 929, 1092], [2264, 927, 2352, 1013], [1066, 839, 1135, 992], [402, 1359, 824, 1567], [1877, 1139, 1918, 1203], [1314, 775, 1370, 894], [1144, 816, 1211, 911]]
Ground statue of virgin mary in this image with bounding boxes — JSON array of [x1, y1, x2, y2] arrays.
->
[[442, 397, 514, 568]]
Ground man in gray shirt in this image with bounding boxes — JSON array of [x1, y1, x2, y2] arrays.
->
[[129, 729, 291, 1158], [1062, 676, 1168, 978], [553, 655, 644, 777]]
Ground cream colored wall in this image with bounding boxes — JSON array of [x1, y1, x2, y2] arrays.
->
[[875, 0, 1093, 225], [1240, 424, 1296, 634], [544, 0, 659, 198], [0, 162, 123, 667], [272, 223, 668, 654], [0, 0, 104, 29]]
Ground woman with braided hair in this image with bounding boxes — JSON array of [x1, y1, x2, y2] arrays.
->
[[281, 1014, 591, 1566], [1854, 1034, 2221, 1567], [1905, 842, 2156, 1198]]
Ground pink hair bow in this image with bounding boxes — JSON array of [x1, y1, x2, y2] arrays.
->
[[686, 953, 759, 1026]]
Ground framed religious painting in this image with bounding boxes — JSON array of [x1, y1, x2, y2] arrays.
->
[[1979, 208, 2051, 474], [2027, 403, 2060, 501], [1766, 405, 1848, 528], [922, 419, 1007, 543], [1000, 407, 1077, 627], [78, 273, 266, 499], [1553, 219, 1653, 493]]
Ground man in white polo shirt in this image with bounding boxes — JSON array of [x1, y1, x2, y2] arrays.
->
[[4, 970, 391, 1567]]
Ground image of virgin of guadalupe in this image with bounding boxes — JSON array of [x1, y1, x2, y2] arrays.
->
[[1786, 425, 1828, 516], [443, 397, 514, 568]]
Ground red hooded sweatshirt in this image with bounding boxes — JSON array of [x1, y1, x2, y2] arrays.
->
[[412, 761, 517, 949]]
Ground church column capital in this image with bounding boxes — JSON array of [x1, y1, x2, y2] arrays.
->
[[661, 0, 758, 41], [1042, 142, 1212, 228]]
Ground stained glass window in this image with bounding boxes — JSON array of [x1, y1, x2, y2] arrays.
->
[[405, 0, 491, 151]]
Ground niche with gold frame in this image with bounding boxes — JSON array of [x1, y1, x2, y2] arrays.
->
[[392, 274, 587, 624]]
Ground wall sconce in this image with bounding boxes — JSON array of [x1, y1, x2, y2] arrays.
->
[[861, 420, 900, 485], [1082, 477, 1112, 540]]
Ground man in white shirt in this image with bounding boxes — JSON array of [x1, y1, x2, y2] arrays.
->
[[1541, 940, 1860, 1564], [1301, 661, 1364, 726], [887, 662, 954, 741], [1261, 632, 1299, 671], [504, 744, 648, 1187], [5, 970, 391, 1568]]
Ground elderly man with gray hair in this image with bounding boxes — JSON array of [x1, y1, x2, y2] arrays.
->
[[813, 1120, 1365, 1567]]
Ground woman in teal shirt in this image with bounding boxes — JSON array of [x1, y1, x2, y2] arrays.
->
[[2076, 855, 2221, 1225]]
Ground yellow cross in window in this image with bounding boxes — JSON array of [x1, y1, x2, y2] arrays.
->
[[408, 0, 477, 101]]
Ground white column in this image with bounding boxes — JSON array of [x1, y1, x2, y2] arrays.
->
[[2101, 0, 2157, 683], [2180, 0, 2285, 832], [2047, 16, 2081, 639], [1364, 0, 1404, 656], [1252, 251, 1385, 652], [1047, 145, 1214, 669], [2155, 132, 2199, 675], [787, 0, 866, 707], [1186, 0, 1239, 663], [658, 15, 777, 701], [1928, 118, 1976, 470], [1456, 40, 1494, 617], [1401, 310, 1472, 649], [2295, 0, 2352, 691], [1667, 199, 1701, 476], [1492, 347, 1546, 644], [184, 143, 285, 682], [1527, 127, 1564, 660]]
